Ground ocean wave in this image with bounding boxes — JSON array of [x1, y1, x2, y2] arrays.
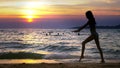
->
[[103, 49, 120, 54], [0, 29, 120, 60], [0, 42, 32, 49], [39, 45, 80, 52], [44, 54, 79, 59], [0, 52, 44, 59]]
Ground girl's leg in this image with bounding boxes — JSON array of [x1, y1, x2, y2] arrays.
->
[[94, 34, 105, 63], [79, 35, 94, 61]]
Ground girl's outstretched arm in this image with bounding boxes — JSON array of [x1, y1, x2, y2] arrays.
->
[[73, 22, 89, 32]]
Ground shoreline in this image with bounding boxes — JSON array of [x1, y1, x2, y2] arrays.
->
[[0, 56, 120, 68], [0, 63, 119, 68], [0, 59, 120, 64]]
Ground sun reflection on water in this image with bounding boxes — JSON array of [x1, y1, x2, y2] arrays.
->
[[0, 59, 58, 64]]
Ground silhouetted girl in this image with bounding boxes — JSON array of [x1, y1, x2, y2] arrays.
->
[[73, 11, 105, 63]]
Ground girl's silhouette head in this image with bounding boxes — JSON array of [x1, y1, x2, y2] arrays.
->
[[86, 11, 96, 24], [86, 11, 94, 20]]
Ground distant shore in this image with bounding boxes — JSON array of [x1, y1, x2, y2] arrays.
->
[[0, 63, 120, 68], [72, 24, 120, 29]]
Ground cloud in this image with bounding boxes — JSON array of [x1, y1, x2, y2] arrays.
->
[[0, 0, 120, 15], [0, 0, 34, 2], [97, 0, 116, 3]]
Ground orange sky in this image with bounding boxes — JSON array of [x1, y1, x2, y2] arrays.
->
[[0, 0, 120, 19]]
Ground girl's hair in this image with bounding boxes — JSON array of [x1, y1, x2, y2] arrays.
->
[[86, 11, 96, 24], [86, 11, 94, 20]]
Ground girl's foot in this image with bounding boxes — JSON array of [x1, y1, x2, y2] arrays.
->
[[79, 59, 81, 62], [81, 56, 84, 58], [79, 56, 84, 62], [101, 60, 105, 63]]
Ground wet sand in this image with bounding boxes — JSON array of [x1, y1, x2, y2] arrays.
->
[[0, 59, 120, 68], [0, 63, 120, 68]]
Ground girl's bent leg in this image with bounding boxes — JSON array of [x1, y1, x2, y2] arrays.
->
[[79, 35, 94, 61]]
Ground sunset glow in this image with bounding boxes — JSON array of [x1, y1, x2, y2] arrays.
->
[[27, 16, 33, 23], [0, 0, 120, 23], [24, 10, 34, 23]]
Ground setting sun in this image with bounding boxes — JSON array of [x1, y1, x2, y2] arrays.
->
[[27, 16, 33, 23], [25, 10, 34, 23], [22, 2, 42, 23], [21, 1, 50, 23]]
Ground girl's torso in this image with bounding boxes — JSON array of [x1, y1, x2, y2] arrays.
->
[[88, 20, 97, 35]]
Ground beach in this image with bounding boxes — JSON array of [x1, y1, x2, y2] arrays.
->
[[0, 63, 119, 68], [0, 59, 120, 68]]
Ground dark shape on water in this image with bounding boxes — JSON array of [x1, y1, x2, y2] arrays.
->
[[0, 52, 44, 59]]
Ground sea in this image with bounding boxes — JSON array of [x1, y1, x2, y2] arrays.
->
[[0, 29, 120, 63]]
